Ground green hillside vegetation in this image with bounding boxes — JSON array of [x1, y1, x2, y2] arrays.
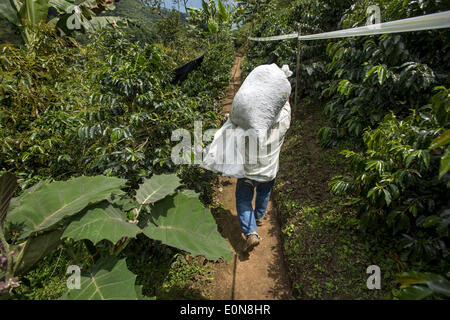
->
[[97, 0, 168, 43]]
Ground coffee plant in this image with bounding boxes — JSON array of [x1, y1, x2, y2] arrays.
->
[[240, 0, 449, 299]]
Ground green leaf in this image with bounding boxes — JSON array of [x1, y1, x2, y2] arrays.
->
[[383, 189, 392, 206], [398, 285, 433, 300], [61, 257, 138, 300], [397, 272, 450, 299], [19, 0, 50, 28], [62, 201, 141, 245], [7, 176, 126, 239], [364, 66, 377, 82], [0, 0, 21, 26], [428, 280, 450, 297], [207, 18, 218, 34], [142, 191, 232, 262], [49, 0, 74, 12], [423, 215, 439, 228], [439, 149, 450, 179], [217, 0, 228, 22], [201, 0, 209, 16], [12, 229, 63, 275], [429, 129, 450, 150], [135, 174, 180, 205], [0, 172, 17, 225], [377, 65, 387, 85], [8, 180, 47, 213]]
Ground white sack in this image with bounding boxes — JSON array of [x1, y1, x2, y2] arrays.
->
[[201, 119, 246, 178], [201, 101, 291, 181], [229, 63, 291, 143]]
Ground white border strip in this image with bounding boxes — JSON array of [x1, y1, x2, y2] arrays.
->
[[248, 11, 450, 42]]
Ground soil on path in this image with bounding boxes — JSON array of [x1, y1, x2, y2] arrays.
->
[[207, 55, 292, 300]]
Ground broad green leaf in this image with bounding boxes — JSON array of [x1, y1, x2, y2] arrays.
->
[[0, 0, 21, 26], [423, 215, 439, 228], [135, 174, 180, 205], [61, 257, 138, 300], [428, 279, 450, 297], [12, 229, 63, 275], [429, 129, 450, 150], [7, 176, 126, 239], [8, 180, 47, 213], [18, 0, 50, 28], [0, 172, 17, 225], [62, 201, 140, 245], [397, 272, 429, 287], [142, 191, 233, 261], [439, 149, 450, 179], [364, 65, 377, 82], [377, 65, 387, 85], [49, 0, 74, 12], [398, 285, 433, 300]]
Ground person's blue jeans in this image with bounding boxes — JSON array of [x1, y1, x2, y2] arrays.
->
[[235, 178, 275, 236]]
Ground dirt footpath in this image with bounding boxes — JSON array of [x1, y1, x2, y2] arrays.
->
[[208, 55, 291, 300]]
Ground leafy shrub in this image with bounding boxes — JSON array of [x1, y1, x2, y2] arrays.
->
[[1, 25, 234, 193], [319, 0, 449, 146], [330, 87, 449, 273]]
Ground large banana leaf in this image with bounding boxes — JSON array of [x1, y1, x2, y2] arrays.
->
[[61, 257, 138, 300], [18, 0, 50, 28], [135, 173, 181, 205], [62, 201, 140, 244], [6, 176, 126, 239], [0, 172, 17, 226], [0, 0, 22, 26], [142, 191, 233, 261], [12, 229, 64, 275]]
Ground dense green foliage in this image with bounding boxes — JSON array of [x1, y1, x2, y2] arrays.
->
[[0, 1, 235, 299], [240, 0, 449, 299], [0, 172, 232, 299], [331, 88, 449, 271], [0, 24, 233, 191]]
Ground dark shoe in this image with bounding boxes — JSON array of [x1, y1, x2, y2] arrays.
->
[[245, 233, 261, 252]]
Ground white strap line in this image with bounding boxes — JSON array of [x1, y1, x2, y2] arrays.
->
[[248, 10, 450, 41]]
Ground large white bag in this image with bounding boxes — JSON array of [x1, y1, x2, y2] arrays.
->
[[201, 119, 246, 178], [201, 101, 291, 181], [229, 63, 292, 143]]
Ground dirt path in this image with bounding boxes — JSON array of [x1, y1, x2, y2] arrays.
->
[[208, 55, 291, 300]]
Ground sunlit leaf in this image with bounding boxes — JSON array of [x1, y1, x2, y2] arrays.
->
[[142, 190, 233, 261], [61, 257, 138, 300]]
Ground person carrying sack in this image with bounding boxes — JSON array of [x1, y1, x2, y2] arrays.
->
[[201, 63, 293, 252]]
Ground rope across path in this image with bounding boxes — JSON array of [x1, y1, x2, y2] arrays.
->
[[248, 10, 450, 42]]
